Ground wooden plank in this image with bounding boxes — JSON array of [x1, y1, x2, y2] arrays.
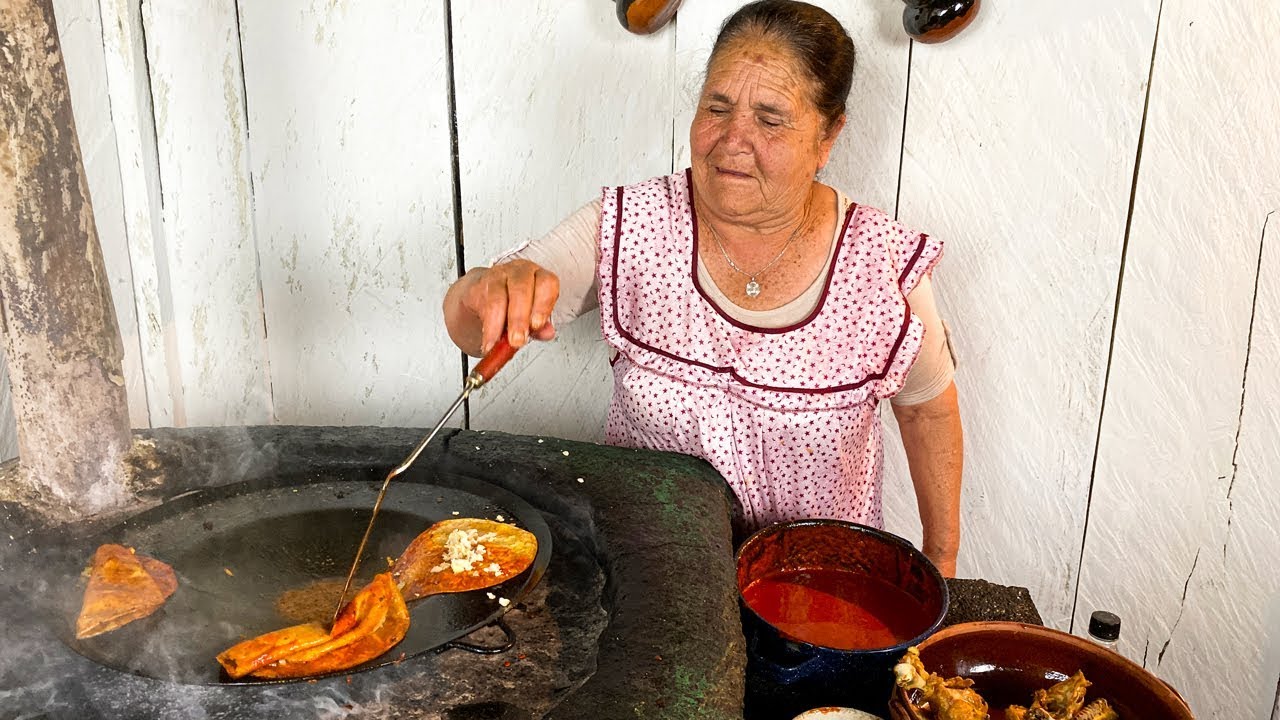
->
[[1075, 1, 1280, 715], [1205, 213, 1280, 720], [50, 0, 149, 427], [0, 361, 15, 462], [455, 2, 674, 441], [237, 1, 458, 426], [97, 0, 180, 427], [892, 1, 1160, 627], [141, 0, 270, 425]]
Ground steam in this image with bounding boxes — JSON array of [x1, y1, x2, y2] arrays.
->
[[0, 425, 611, 719], [0, 679, 75, 720]]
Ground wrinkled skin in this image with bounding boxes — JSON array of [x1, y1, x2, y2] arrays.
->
[[75, 544, 176, 639], [216, 572, 408, 679]]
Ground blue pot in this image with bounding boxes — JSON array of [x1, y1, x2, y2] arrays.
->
[[736, 520, 948, 719]]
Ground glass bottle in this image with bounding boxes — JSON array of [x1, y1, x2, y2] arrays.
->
[[1087, 610, 1121, 651]]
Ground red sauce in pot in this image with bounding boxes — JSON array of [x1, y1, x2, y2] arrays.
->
[[741, 568, 931, 650]]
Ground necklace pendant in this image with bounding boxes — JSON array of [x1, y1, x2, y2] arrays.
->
[[745, 279, 761, 298]]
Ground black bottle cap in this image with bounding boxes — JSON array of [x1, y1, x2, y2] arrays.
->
[[1089, 610, 1121, 641]]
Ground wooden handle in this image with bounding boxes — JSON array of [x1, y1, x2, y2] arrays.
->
[[472, 335, 518, 386]]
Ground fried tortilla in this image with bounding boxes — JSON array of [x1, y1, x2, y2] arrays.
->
[[392, 518, 537, 602], [75, 544, 177, 640], [216, 572, 409, 679]]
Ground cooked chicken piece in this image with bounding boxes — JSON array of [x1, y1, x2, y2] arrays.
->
[[216, 572, 409, 679], [1031, 671, 1090, 718], [894, 646, 989, 720], [75, 544, 177, 639], [1073, 699, 1118, 720]]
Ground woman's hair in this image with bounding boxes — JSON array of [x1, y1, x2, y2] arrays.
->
[[709, 1, 856, 130]]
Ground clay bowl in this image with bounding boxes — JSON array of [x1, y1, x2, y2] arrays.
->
[[902, 0, 981, 43], [887, 622, 1194, 720]]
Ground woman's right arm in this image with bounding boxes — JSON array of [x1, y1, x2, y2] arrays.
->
[[443, 199, 603, 357]]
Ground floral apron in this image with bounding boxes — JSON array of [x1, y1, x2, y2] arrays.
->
[[598, 170, 941, 530]]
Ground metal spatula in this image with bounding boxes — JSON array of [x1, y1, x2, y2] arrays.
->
[[331, 337, 519, 624]]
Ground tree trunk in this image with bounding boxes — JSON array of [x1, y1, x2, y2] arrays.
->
[[0, 0, 133, 516]]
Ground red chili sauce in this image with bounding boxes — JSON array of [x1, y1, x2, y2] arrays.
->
[[741, 568, 930, 650]]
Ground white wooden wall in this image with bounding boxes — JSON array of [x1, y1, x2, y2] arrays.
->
[[235, 1, 459, 426], [456, 3, 673, 439], [1073, 2, 1280, 718], [1, 0, 1275, 716]]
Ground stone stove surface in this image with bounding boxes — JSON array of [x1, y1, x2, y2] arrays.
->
[[0, 427, 746, 719]]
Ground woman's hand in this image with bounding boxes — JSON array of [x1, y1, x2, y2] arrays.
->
[[443, 260, 560, 357]]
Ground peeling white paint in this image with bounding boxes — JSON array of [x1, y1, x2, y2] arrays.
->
[[238, 0, 456, 426], [142, 0, 271, 425]]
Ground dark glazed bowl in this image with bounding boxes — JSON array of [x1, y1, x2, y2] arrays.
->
[[903, 0, 981, 43], [888, 622, 1195, 720], [738, 520, 948, 718]]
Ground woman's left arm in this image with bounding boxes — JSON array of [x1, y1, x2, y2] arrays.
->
[[892, 380, 963, 577]]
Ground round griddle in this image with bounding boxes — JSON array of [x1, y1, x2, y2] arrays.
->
[[53, 469, 552, 685]]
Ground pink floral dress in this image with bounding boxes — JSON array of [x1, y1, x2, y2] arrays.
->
[[598, 170, 942, 531]]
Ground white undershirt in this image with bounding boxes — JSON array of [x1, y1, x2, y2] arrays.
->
[[499, 195, 955, 406]]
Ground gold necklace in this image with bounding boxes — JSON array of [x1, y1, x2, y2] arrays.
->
[[703, 210, 808, 298]]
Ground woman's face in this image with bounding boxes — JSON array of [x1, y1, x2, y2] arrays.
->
[[690, 36, 844, 224]]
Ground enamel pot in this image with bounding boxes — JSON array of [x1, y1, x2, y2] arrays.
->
[[737, 520, 948, 719]]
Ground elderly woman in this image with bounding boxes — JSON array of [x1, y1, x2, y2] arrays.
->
[[443, 0, 962, 575]]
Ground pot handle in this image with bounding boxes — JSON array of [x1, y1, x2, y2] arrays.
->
[[761, 653, 824, 685], [748, 631, 826, 685], [440, 618, 516, 655]]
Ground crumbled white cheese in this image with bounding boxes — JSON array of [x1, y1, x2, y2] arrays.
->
[[498, 597, 511, 607], [451, 511, 460, 516], [562, 450, 570, 456], [442, 528, 488, 573], [486, 592, 496, 600], [487, 563, 502, 575], [576, 477, 584, 483], [537, 439, 544, 443], [495, 515, 505, 522]]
